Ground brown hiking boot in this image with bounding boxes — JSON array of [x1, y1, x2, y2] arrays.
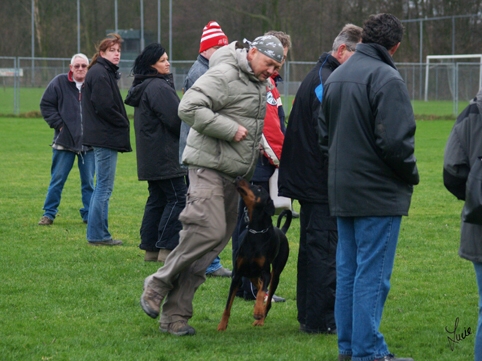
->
[[144, 251, 159, 262], [38, 216, 53, 225], [140, 276, 164, 318], [157, 249, 171, 262], [160, 320, 196, 336]]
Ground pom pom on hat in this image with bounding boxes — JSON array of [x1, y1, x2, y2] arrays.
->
[[199, 21, 229, 53]]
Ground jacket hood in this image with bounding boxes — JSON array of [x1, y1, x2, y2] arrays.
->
[[125, 73, 174, 107], [209, 41, 264, 84]]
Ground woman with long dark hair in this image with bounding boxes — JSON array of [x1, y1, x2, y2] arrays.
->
[[125, 43, 187, 261], [82, 33, 131, 246]]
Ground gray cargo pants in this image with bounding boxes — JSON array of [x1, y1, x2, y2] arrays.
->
[[148, 167, 238, 324]]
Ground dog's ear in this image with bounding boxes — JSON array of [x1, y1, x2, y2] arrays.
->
[[265, 198, 275, 216]]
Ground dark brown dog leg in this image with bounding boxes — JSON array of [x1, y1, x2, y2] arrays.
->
[[251, 278, 266, 326], [218, 284, 240, 331]]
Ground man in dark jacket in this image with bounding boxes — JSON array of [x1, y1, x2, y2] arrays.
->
[[38, 53, 94, 226], [319, 14, 418, 361], [443, 88, 482, 361], [278, 24, 362, 334]]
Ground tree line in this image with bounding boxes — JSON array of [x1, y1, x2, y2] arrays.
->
[[2, 0, 482, 63]]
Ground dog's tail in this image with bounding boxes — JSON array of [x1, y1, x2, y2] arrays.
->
[[276, 209, 292, 234]]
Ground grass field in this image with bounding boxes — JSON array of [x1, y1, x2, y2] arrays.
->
[[0, 86, 469, 119], [0, 117, 477, 360]]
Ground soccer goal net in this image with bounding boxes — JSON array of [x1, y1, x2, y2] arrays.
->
[[424, 54, 482, 115]]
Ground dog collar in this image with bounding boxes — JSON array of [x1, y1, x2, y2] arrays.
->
[[248, 226, 271, 234]]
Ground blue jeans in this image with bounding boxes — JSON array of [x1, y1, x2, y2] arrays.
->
[[473, 262, 482, 360], [42, 149, 94, 222], [87, 147, 118, 242], [336, 216, 401, 361], [205, 256, 222, 274], [139, 178, 187, 251]]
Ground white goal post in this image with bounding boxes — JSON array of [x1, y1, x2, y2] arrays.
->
[[424, 54, 482, 103]]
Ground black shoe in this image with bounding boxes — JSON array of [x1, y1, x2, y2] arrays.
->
[[300, 325, 336, 334]]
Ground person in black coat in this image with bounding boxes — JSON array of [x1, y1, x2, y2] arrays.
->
[[444, 88, 482, 361], [125, 43, 187, 262], [278, 24, 362, 334], [82, 33, 132, 246], [38, 53, 94, 226]]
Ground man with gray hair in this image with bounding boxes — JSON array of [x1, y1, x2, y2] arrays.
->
[[140, 35, 284, 336], [38, 53, 94, 226], [278, 24, 362, 334]]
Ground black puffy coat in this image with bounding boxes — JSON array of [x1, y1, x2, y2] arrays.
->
[[319, 43, 419, 217], [82, 57, 132, 152], [125, 74, 187, 181], [278, 53, 339, 203]]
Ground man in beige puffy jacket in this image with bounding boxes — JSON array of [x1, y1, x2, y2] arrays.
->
[[140, 35, 284, 336]]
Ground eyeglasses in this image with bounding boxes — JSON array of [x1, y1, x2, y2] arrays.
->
[[73, 64, 88, 69]]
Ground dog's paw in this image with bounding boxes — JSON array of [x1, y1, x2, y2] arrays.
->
[[253, 319, 265, 327], [217, 322, 228, 331]]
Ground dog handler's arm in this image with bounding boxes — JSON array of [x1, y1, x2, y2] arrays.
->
[[178, 67, 239, 142]]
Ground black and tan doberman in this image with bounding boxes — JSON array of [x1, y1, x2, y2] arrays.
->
[[218, 177, 291, 331]]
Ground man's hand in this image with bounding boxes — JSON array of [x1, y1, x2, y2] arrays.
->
[[233, 125, 248, 142]]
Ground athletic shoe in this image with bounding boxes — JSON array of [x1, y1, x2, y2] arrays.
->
[[140, 277, 163, 319], [38, 216, 53, 225], [160, 320, 196, 336], [208, 267, 232, 277], [374, 355, 414, 361], [88, 239, 122, 246]]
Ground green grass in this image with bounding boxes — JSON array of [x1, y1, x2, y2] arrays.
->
[[0, 86, 469, 119], [0, 117, 477, 360]]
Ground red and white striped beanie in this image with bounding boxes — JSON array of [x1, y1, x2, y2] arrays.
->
[[199, 21, 228, 53]]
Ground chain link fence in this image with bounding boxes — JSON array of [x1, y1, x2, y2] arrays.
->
[[1, 57, 481, 115]]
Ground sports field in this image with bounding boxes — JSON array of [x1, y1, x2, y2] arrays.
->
[[0, 86, 469, 119], [0, 112, 477, 359]]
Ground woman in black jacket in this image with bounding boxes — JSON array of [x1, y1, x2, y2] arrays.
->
[[82, 33, 131, 246], [125, 43, 187, 262]]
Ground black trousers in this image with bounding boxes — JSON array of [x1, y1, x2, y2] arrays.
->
[[297, 201, 337, 331], [139, 177, 187, 252]]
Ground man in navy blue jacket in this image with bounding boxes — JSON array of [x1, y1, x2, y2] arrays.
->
[[278, 24, 362, 335], [38, 53, 94, 226]]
